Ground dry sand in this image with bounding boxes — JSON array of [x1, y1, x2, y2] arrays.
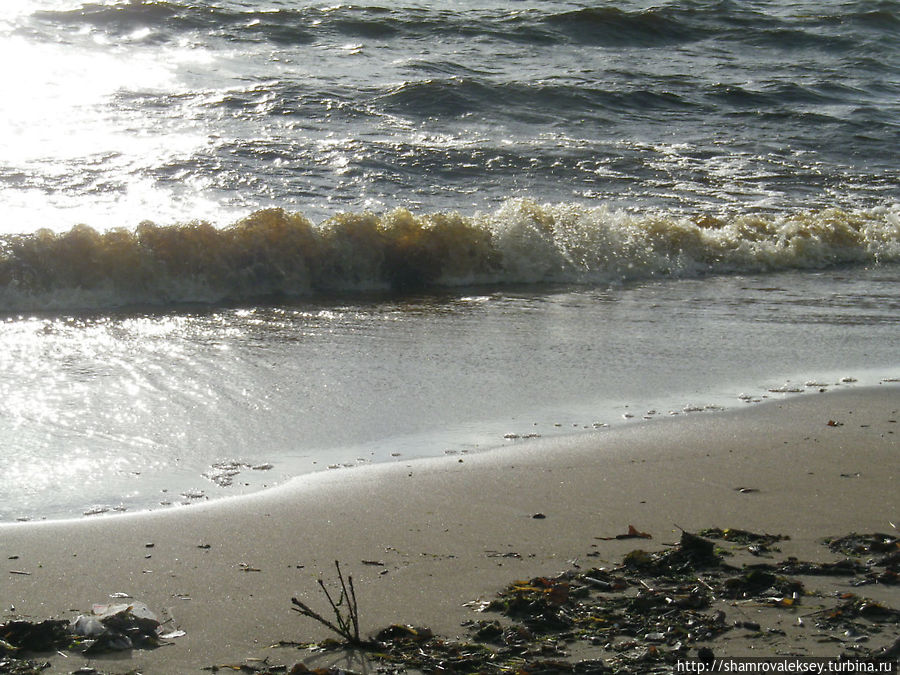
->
[[2, 385, 898, 673]]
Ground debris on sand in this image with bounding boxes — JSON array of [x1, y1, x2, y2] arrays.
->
[[8, 528, 900, 674], [823, 532, 899, 557], [821, 532, 899, 585], [0, 600, 181, 673], [69, 601, 164, 653], [698, 528, 789, 556], [285, 529, 900, 674], [596, 525, 652, 541]]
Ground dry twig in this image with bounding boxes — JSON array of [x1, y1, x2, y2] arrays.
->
[[291, 560, 367, 647]]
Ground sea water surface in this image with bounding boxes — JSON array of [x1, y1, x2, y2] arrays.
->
[[0, 0, 898, 520]]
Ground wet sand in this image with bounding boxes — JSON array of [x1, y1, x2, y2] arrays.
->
[[2, 386, 898, 673]]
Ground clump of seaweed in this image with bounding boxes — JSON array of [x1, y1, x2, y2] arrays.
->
[[0, 620, 68, 654], [621, 530, 724, 576], [482, 531, 738, 656], [699, 527, 790, 555], [370, 626, 497, 673], [821, 532, 899, 586], [0, 602, 170, 674], [288, 532, 768, 672], [812, 593, 900, 628], [823, 533, 898, 558], [775, 557, 864, 577], [718, 565, 803, 602], [454, 529, 898, 671], [0, 657, 52, 675]]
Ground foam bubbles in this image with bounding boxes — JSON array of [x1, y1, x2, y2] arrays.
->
[[0, 200, 897, 311]]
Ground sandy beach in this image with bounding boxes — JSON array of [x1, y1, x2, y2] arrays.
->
[[2, 385, 898, 673]]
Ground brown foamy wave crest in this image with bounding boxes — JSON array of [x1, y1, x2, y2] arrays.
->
[[1, 200, 898, 311]]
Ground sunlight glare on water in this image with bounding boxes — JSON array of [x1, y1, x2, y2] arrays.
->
[[1, 265, 898, 521], [0, 38, 174, 158], [0, 4, 224, 232], [0, 314, 198, 517]]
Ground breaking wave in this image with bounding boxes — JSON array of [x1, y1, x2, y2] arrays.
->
[[1, 200, 898, 311]]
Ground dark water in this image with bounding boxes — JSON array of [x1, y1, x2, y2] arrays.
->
[[1, 0, 897, 234]]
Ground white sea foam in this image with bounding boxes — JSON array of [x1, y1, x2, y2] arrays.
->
[[1, 200, 897, 311]]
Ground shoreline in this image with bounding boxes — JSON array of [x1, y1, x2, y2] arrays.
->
[[9, 370, 899, 525], [2, 385, 898, 673]]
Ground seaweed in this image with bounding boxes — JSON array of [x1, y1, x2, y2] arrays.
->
[[814, 594, 900, 625], [0, 602, 170, 674], [0, 658, 52, 675], [698, 528, 789, 555], [0, 620, 68, 653], [621, 530, 723, 577], [823, 533, 899, 557], [284, 529, 900, 672], [7, 527, 900, 674], [775, 557, 864, 576]]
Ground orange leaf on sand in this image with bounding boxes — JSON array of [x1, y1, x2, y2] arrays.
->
[[626, 525, 652, 539], [595, 525, 652, 540]]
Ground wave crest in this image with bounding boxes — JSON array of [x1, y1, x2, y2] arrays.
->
[[1, 201, 898, 311]]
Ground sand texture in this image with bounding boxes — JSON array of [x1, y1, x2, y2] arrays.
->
[[2, 386, 898, 673]]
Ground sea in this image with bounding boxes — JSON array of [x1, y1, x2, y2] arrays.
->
[[0, 0, 898, 522]]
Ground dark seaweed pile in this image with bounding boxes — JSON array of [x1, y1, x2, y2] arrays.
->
[[278, 529, 898, 674]]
